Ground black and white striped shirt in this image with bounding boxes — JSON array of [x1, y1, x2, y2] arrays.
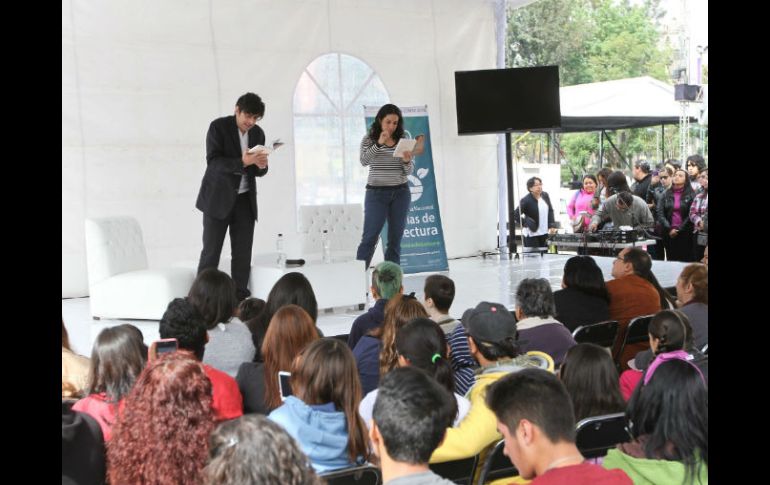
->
[[360, 135, 414, 187]]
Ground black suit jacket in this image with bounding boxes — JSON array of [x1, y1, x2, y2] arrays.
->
[[196, 115, 269, 221], [518, 192, 556, 232]]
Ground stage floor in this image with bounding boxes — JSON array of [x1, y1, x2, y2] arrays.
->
[[62, 254, 688, 357]]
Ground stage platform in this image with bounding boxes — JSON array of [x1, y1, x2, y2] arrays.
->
[[62, 254, 688, 357]]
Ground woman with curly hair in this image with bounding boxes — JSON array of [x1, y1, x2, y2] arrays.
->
[[108, 351, 215, 485], [204, 414, 322, 485], [352, 293, 428, 394]]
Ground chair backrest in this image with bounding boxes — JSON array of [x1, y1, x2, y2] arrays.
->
[[616, 315, 654, 364], [575, 412, 629, 459], [85, 217, 148, 286], [299, 204, 363, 257], [321, 465, 381, 485], [572, 320, 619, 348], [525, 351, 555, 373], [476, 439, 518, 485], [429, 454, 479, 485]]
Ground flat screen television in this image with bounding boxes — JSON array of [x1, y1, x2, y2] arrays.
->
[[454, 66, 561, 135]]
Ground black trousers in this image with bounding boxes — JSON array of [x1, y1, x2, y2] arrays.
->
[[198, 192, 255, 300], [663, 230, 695, 262]]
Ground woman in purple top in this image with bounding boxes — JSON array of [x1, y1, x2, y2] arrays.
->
[[567, 175, 599, 234], [656, 168, 696, 262]]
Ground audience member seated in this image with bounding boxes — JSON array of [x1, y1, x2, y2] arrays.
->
[[237, 296, 266, 322], [486, 368, 632, 484], [603, 358, 708, 483], [108, 351, 216, 485], [371, 367, 458, 485], [674, 263, 708, 350], [447, 323, 477, 397], [269, 338, 372, 473], [189, 268, 256, 377], [353, 293, 428, 395], [623, 310, 708, 400], [514, 278, 577, 367], [559, 343, 625, 423], [160, 298, 243, 420], [423, 274, 460, 334], [73, 324, 146, 441], [62, 401, 106, 485], [553, 256, 610, 332], [204, 414, 323, 485], [348, 261, 404, 349], [62, 320, 90, 400], [430, 302, 545, 464], [359, 318, 470, 429], [246, 272, 320, 362], [607, 248, 673, 367], [236, 304, 319, 414]]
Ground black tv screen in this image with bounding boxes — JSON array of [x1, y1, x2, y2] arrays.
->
[[455, 66, 561, 135]]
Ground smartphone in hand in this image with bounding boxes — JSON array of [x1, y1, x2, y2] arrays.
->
[[278, 371, 293, 401], [149, 338, 178, 361]]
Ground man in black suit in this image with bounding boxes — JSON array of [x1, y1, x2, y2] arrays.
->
[[196, 93, 269, 301]]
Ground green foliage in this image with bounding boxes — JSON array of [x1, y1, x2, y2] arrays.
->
[[507, 0, 679, 181]]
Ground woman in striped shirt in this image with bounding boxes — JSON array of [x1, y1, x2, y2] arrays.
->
[[356, 104, 423, 267]]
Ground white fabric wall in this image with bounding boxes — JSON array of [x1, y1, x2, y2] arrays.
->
[[62, 0, 509, 297]]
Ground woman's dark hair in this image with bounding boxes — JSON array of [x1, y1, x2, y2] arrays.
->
[[526, 176, 543, 192], [395, 318, 455, 394], [559, 343, 625, 422], [562, 256, 610, 302], [374, 294, 430, 375], [621, 248, 677, 309], [87, 324, 147, 403], [292, 339, 371, 464], [368, 104, 404, 142], [246, 272, 318, 361], [582, 174, 598, 187], [627, 359, 708, 482], [238, 297, 266, 322], [649, 310, 691, 354], [188, 268, 238, 330]]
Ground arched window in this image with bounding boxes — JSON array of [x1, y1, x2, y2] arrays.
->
[[293, 53, 389, 206]]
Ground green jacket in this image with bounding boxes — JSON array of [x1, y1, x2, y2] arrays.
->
[[603, 448, 708, 485]]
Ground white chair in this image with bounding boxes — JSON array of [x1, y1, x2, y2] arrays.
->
[[298, 203, 365, 259], [85, 217, 195, 320]]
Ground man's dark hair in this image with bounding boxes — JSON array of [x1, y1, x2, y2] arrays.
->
[[607, 171, 631, 194], [236, 92, 265, 117], [617, 191, 634, 209], [424, 275, 455, 313], [621, 248, 676, 308], [486, 368, 576, 444], [373, 367, 457, 464], [159, 298, 208, 361], [634, 160, 651, 174]]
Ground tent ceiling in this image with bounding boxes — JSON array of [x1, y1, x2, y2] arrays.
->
[[531, 76, 701, 133]]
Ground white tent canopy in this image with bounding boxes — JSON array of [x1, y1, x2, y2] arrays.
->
[[62, 0, 535, 298], [531, 76, 701, 133]]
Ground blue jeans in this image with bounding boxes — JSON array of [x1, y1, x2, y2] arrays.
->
[[357, 185, 411, 267]]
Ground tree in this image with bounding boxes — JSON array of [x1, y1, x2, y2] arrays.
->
[[507, 0, 677, 177]]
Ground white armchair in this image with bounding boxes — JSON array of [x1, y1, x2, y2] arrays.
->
[[85, 217, 196, 320], [298, 203, 365, 260]]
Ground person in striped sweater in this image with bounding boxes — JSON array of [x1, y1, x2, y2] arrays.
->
[[356, 104, 424, 268]]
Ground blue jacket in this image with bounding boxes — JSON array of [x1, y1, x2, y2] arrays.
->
[[347, 299, 387, 349], [268, 396, 354, 473], [352, 336, 382, 395]]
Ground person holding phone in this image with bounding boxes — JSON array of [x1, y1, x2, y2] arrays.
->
[[72, 325, 147, 441], [356, 104, 424, 268], [268, 338, 372, 473], [196, 92, 270, 301]]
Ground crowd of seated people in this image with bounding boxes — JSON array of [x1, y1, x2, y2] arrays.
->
[[63, 241, 708, 484]]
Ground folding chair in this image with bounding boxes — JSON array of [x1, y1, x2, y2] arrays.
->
[[614, 315, 654, 367], [429, 453, 480, 485], [572, 320, 619, 348], [321, 464, 381, 485], [575, 412, 629, 459], [476, 439, 519, 485]]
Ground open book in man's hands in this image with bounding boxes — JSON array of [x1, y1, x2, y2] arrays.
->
[[248, 139, 284, 154]]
